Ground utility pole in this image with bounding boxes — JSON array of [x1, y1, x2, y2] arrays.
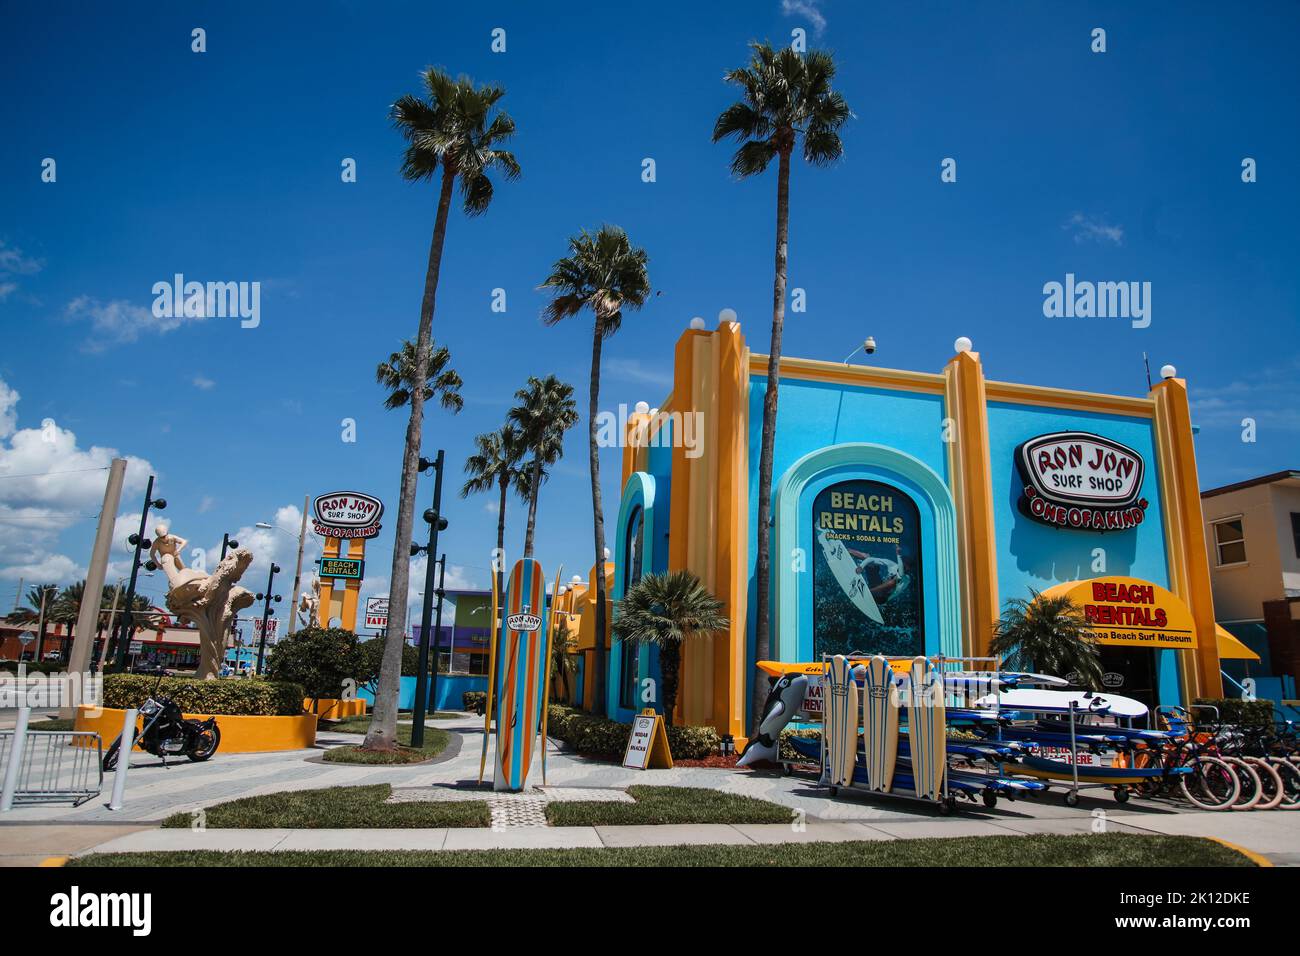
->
[[113, 475, 166, 670], [64, 459, 126, 717], [410, 450, 447, 747], [33, 586, 49, 663], [286, 494, 309, 637], [255, 564, 282, 676]]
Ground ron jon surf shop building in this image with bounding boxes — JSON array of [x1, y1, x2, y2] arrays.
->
[[598, 317, 1232, 741]]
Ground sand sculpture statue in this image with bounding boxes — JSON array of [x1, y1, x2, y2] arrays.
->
[[156, 523, 255, 678], [298, 577, 321, 628]]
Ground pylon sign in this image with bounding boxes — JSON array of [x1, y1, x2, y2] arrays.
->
[[312, 490, 383, 632]]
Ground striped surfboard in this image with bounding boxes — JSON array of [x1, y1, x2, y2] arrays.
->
[[825, 655, 857, 789], [493, 558, 550, 792], [861, 655, 900, 792], [906, 656, 947, 801]]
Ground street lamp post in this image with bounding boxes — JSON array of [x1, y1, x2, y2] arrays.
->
[[219, 532, 240, 563], [256, 503, 308, 637], [410, 450, 447, 748], [113, 475, 166, 670], [254, 563, 282, 676]]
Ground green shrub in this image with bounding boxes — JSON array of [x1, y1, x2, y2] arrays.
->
[[1193, 697, 1275, 728], [543, 704, 719, 760], [463, 691, 487, 714], [0, 660, 63, 675], [102, 674, 305, 716], [267, 626, 363, 701]]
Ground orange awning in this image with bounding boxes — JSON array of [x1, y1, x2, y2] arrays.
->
[[1215, 625, 1260, 661]]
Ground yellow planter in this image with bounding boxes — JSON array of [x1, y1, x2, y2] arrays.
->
[[74, 706, 318, 753], [303, 697, 368, 719]]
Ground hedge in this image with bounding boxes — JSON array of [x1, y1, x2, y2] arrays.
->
[[1193, 697, 1276, 728], [102, 674, 306, 716], [0, 660, 64, 675], [544, 704, 720, 760]]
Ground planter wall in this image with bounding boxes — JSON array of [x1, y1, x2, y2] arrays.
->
[[303, 698, 367, 719], [74, 706, 318, 753]]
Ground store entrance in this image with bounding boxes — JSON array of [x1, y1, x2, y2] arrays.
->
[[1096, 646, 1158, 713]]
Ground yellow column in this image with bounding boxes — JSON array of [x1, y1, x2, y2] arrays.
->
[[1151, 377, 1223, 699], [712, 319, 749, 739], [317, 538, 339, 628], [943, 351, 1000, 658], [339, 537, 365, 632]]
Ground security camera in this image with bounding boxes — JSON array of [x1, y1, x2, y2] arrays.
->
[[863, 336, 877, 355]]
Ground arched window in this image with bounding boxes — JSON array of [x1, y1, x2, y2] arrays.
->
[[619, 506, 644, 709]]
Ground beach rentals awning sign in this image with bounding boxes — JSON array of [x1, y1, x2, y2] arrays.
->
[[1041, 577, 1198, 650], [1015, 432, 1148, 532], [312, 491, 383, 539]]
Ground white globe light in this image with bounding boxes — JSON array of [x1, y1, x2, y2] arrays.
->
[[634, 400, 650, 414], [718, 307, 738, 326], [603, 547, 611, 559], [571, 574, 582, 584], [1160, 364, 1177, 380], [954, 336, 973, 353], [689, 316, 706, 330]]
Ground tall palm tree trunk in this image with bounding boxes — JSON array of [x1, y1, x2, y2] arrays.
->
[[522, 457, 542, 556], [365, 167, 456, 751], [588, 322, 609, 717], [495, 477, 509, 598], [752, 147, 791, 732]]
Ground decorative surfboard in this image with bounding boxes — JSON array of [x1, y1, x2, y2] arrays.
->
[[817, 530, 883, 623], [825, 655, 858, 788], [493, 558, 550, 792], [861, 655, 900, 792], [906, 656, 946, 801]]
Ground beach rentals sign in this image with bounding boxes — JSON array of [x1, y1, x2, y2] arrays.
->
[[1040, 577, 1198, 650], [1015, 432, 1147, 531], [312, 491, 384, 539]]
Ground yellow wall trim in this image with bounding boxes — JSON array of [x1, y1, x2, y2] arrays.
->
[[986, 379, 1155, 418], [749, 353, 947, 394]]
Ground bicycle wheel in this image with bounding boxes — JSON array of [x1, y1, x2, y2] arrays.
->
[[1272, 758, 1300, 810], [1128, 748, 1163, 798], [1228, 758, 1262, 810], [1179, 755, 1240, 811], [1247, 757, 1284, 810]]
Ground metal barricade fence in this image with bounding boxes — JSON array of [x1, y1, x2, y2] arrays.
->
[[0, 728, 103, 808]]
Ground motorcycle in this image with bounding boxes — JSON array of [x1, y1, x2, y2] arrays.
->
[[102, 677, 221, 770]]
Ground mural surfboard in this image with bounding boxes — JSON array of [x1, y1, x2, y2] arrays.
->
[[493, 558, 550, 792], [817, 529, 883, 623], [825, 655, 858, 788], [906, 656, 946, 800], [861, 655, 900, 792]]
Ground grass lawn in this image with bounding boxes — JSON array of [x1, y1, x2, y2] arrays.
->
[[161, 784, 489, 829], [68, 834, 1255, 868], [34, 717, 75, 731], [323, 714, 462, 735], [322, 725, 449, 764], [546, 786, 791, 826]]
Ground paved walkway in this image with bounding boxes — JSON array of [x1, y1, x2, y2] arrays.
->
[[2, 714, 1296, 865]]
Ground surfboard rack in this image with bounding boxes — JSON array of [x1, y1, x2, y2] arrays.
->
[[814, 653, 1013, 814]]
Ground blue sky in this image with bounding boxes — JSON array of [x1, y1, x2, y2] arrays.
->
[[1, 1, 1296, 623]]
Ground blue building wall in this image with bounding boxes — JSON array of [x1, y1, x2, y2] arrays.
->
[[984, 401, 1182, 704], [358, 673, 487, 712]]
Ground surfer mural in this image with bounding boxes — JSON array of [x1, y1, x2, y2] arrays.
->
[[812, 479, 923, 657]]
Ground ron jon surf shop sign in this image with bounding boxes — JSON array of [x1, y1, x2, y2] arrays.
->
[[1016, 432, 1147, 532], [312, 491, 384, 539]]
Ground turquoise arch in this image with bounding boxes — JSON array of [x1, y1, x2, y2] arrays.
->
[[773, 442, 962, 662], [609, 471, 662, 721]]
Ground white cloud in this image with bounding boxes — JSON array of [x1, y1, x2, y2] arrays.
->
[[1064, 213, 1124, 246], [0, 375, 153, 584], [0, 241, 42, 303], [197, 495, 216, 514], [64, 295, 206, 352], [192, 375, 216, 390], [605, 357, 673, 389], [1190, 355, 1300, 432], [782, 0, 827, 35]]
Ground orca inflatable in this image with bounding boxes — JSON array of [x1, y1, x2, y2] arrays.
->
[[736, 673, 808, 767]]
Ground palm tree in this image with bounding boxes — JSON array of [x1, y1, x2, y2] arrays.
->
[[376, 339, 465, 413], [540, 226, 651, 717], [460, 423, 528, 597], [366, 68, 518, 752], [5, 584, 59, 660], [612, 571, 729, 726], [712, 42, 851, 728], [990, 592, 1103, 690], [507, 375, 579, 557], [549, 618, 578, 702]]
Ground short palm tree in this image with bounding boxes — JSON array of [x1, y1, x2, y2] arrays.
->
[[613, 571, 729, 726], [376, 339, 464, 413], [5, 584, 59, 659], [367, 67, 518, 753], [990, 592, 1103, 690], [507, 375, 578, 557], [540, 226, 651, 716], [549, 618, 578, 702], [460, 423, 528, 596], [713, 42, 851, 729]]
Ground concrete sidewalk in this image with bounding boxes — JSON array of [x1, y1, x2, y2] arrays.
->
[[64, 812, 1278, 862]]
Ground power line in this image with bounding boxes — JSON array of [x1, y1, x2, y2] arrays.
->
[[0, 466, 110, 480]]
